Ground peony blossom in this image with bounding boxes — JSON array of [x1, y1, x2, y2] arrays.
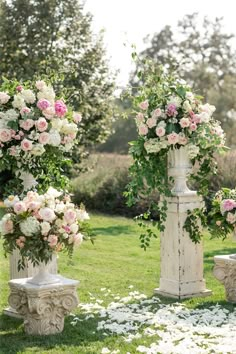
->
[[221, 199, 236, 214], [55, 100, 67, 117], [41, 221, 51, 236], [47, 234, 58, 248], [64, 209, 77, 225], [13, 201, 27, 215], [0, 128, 11, 142], [73, 233, 83, 246], [138, 124, 148, 136], [0, 92, 10, 104], [39, 207, 56, 222], [37, 99, 51, 111], [35, 80, 47, 91]]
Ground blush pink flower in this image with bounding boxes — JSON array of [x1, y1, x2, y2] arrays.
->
[[35, 80, 46, 91], [152, 108, 162, 117], [166, 103, 178, 117], [42, 106, 55, 119], [20, 107, 31, 115], [14, 201, 27, 215], [55, 100, 67, 117], [226, 212, 236, 224], [73, 112, 82, 123], [39, 132, 50, 145], [146, 117, 157, 129], [167, 132, 179, 145], [35, 117, 48, 132], [139, 100, 149, 110], [179, 117, 190, 128], [73, 233, 83, 246], [9, 146, 17, 156], [37, 99, 51, 111], [189, 123, 197, 131], [47, 234, 58, 248], [0, 128, 11, 142], [191, 114, 201, 124], [16, 85, 23, 92], [178, 135, 188, 145], [20, 119, 34, 131], [16, 236, 26, 248], [138, 124, 148, 136], [221, 199, 236, 213], [39, 207, 56, 222], [136, 112, 144, 124], [21, 138, 33, 151], [1, 219, 14, 234], [0, 92, 10, 104], [155, 126, 165, 137], [64, 209, 77, 225]]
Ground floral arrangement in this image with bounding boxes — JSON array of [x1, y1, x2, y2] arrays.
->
[[0, 78, 82, 196], [125, 63, 226, 247], [208, 188, 236, 240], [0, 187, 91, 270]]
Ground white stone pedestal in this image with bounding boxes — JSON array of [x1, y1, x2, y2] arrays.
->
[[154, 194, 212, 299], [8, 275, 79, 335], [4, 249, 58, 318], [213, 255, 236, 302]]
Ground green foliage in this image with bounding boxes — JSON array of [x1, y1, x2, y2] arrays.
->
[[0, 0, 116, 166], [133, 13, 236, 147]]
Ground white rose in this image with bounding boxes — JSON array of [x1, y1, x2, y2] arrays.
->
[[55, 203, 65, 213], [199, 112, 210, 123], [199, 103, 216, 116], [76, 209, 90, 221], [21, 89, 36, 104], [41, 221, 51, 235], [0, 92, 10, 104], [46, 187, 62, 199], [61, 123, 78, 135], [4, 195, 20, 208], [182, 100, 192, 112], [70, 223, 79, 234], [12, 94, 25, 109], [185, 91, 194, 101], [37, 86, 55, 103], [51, 118, 63, 131], [30, 144, 45, 156]]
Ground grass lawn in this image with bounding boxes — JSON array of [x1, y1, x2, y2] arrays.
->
[[0, 212, 236, 353]]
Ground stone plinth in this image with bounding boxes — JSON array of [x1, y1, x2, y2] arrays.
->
[[213, 255, 236, 302], [8, 275, 79, 335], [154, 194, 212, 299], [4, 250, 58, 318]]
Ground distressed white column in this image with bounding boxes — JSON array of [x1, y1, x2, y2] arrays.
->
[[213, 255, 236, 302], [155, 195, 212, 299], [154, 146, 212, 299]]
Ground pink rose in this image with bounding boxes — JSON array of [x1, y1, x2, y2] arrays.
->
[[152, 108, 162, 117], [167, 132, 179, 145], [14, 135, 21, 140], [0, 128, 11, 142], [14, 201, 27, 215], [138, 124, 148, 136], [221, 199, 236, 213], [191, 114, 201, 124], [166, 103, 178, 117], [155, 126, 165, 137], [146, 117, 157, 129], [21, 139, 33, 151], [73, 112, 82, 123], [73, 233, 83, 246], [179, 118, 190, 128], [139, 100, 149, 110], [189, 123, 197, 131], [20, 119, 34, 131], [27, 201, 40, 211], [55, 100, 67, 117], [9, 146, 17, 156], [178, 135, 188, 145], [226, 212, 236, 224], [1, 219, 14, 234], [20, 107, 31, 115], [16, 85, 23, 92], [35, 117, 48, 132], [39, 132, 50, 145], [47, 234, 58, 248], [64, 209, 77, 225], [37, 99, 51, 111], [42, 106, 55, 119]]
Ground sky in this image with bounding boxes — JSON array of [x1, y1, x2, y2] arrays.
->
[[84, 0, 236, 88]]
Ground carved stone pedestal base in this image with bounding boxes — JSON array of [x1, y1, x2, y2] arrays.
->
[[213, 255, 236, 302], [8, 275, 79, 335]]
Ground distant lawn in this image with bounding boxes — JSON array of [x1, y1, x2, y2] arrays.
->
[[0, 212, 236, 353]]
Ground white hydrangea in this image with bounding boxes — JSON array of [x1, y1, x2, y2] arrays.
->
[[49, 130, 61, 146], [167, 95, 182, 108], [19, 216, 40, 236], [5, 109, 19, 121], [187, 144, 200, 159], [144, 139, 163, 154], [37, 86, 55, 103], [21, 89, 36, 104]]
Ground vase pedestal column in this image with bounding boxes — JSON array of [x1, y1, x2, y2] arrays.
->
[[213, 255, 236, 302], [4, 250, 58, 318], [155, 194, 212, 299], [8, 273, 79, 335]]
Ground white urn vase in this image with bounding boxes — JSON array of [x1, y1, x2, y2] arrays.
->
[[168, 146, 196, 196]]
